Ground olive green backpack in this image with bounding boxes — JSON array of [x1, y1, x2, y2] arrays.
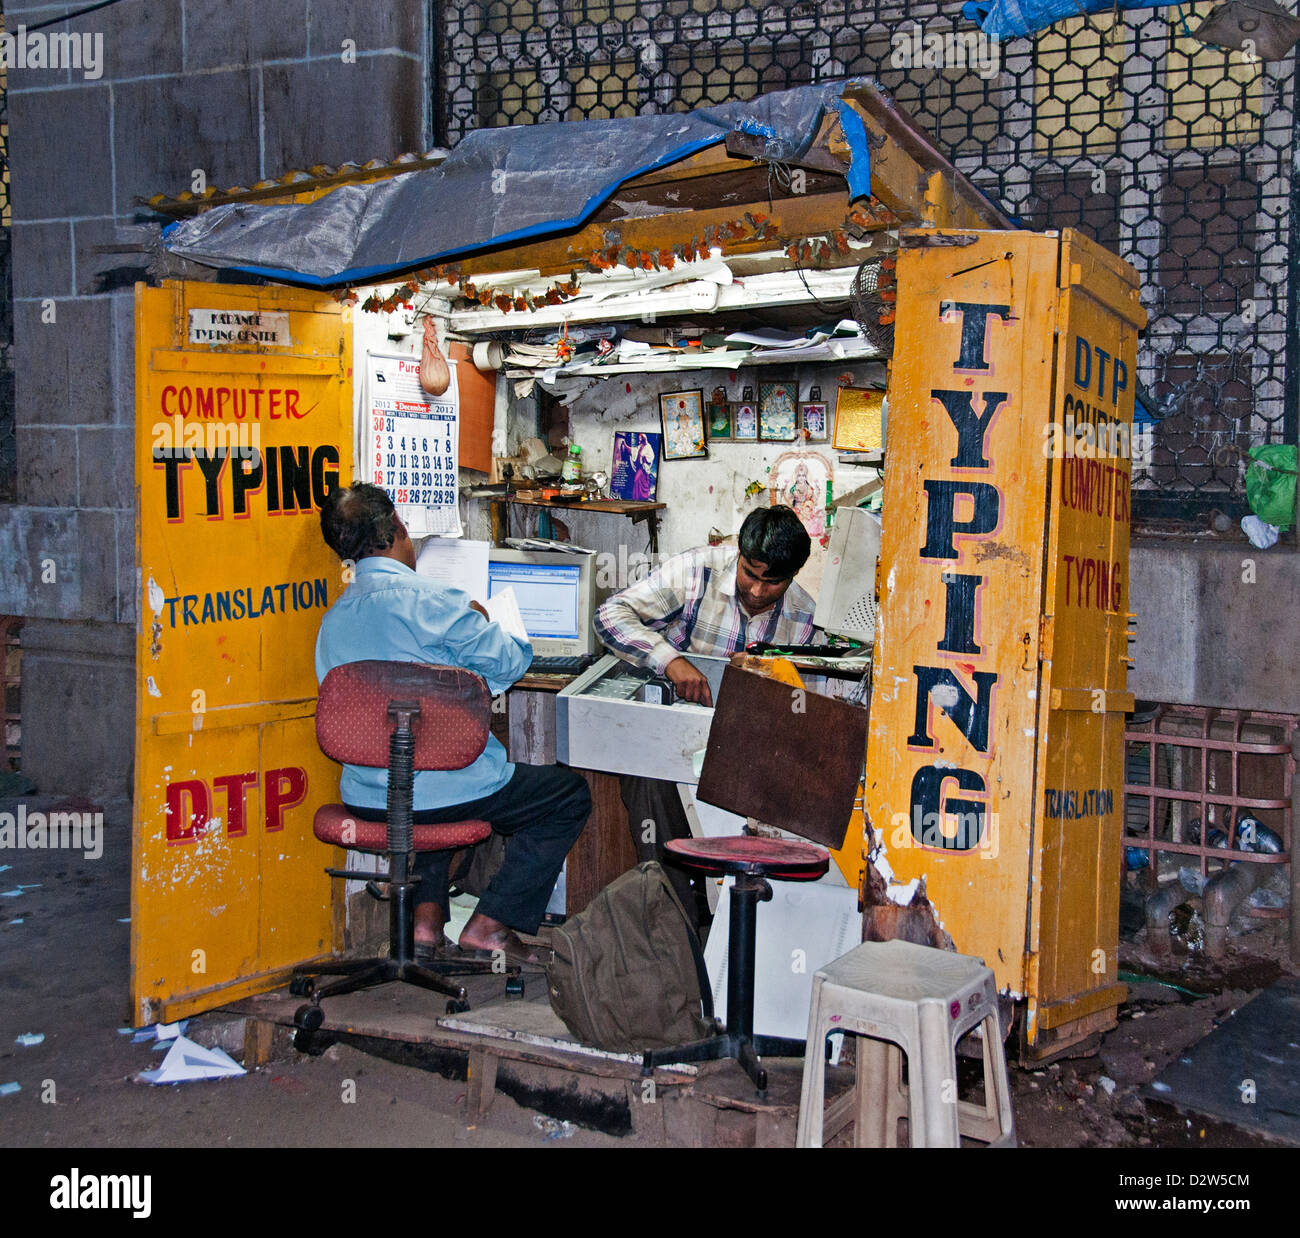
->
[[546, 862, 715, 1052]]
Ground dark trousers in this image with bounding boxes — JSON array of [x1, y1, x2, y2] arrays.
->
[[346, 763, 590, 934], [620, 774, 708, 929]]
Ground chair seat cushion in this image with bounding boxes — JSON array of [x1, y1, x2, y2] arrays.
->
[[314, 804, 491, 852], [665, 835, 829, 879]]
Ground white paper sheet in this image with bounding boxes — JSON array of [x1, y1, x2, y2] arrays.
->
[[703, 877, 861, 1041], [484, 586, 530, 645], [137, 1035, 246, 1084], [416, 537, 489, 603], [724, 327, 825, 348]]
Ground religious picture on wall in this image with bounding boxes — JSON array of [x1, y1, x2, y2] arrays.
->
[[769, 450, 833, 544], [799, 389, 829, 442], [706, 387, 733, 441], [759, 381, 798, 441], [660, 389, 708, 460], [733, 390, 759, 441], [832, 386, 885, 452], [610, 430, 660, 501]]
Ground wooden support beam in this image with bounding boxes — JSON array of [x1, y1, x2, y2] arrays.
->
[[724, 129, 851, 178], [839, 84, 1014, 232], [453, 191, 880, 280]]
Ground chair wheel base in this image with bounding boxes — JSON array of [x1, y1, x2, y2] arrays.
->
[[288, 975, 314, 997], [446, 998, 471, 1014], [293, 1002, 325, 1031], [292, 1025, 335, 1056]]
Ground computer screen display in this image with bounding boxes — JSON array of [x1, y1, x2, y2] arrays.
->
[[487, 559, 583, 641]]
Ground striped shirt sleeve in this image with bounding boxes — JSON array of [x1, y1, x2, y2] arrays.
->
[[593, 551, 702, 674]]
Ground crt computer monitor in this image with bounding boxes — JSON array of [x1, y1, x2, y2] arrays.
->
[[486, 549, 600, 657], [812, 506, 882, 644]]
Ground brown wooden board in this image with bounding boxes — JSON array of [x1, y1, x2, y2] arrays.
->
[[567, 769, 638, 916], [449, 341, 494, 473], [695, 666, 865, 849]]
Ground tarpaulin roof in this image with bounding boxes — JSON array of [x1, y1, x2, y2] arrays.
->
[[161, 81, 875, 289]]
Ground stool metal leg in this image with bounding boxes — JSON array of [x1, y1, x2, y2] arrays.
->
[[644, 871, 806, 1096]]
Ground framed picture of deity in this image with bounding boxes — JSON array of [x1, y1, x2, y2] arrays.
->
[[732, 392, 759, 442], [660, 389, 708, 460], [800, 386, 829, 442], [759, 381, 799, 442], [705, 388, 734, 441]]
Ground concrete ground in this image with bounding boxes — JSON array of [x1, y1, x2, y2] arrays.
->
[[1, 791, 1293, 1150], [0, 794, 634, 1149]]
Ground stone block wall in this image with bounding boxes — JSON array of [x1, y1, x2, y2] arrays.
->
[[1, 0, 428, 796]]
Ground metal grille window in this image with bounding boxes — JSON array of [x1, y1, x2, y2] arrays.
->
[[0, 23, 13, 506], [1023, 169, 1122, 252], [434, 0, 1300, 520]]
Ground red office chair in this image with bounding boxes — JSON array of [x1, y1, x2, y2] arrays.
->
[[291, 661, 511, 1037]]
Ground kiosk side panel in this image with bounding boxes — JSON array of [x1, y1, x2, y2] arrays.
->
[[131, 282, 352, 1024]]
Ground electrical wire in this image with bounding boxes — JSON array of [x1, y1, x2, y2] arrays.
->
[[765, 158, 855, 319], [22, 0, 133, 32]]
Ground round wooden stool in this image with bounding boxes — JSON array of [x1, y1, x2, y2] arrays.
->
[[642, 834, 829, 1093]]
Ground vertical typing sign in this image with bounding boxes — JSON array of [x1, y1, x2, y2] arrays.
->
[[132, 284, 352, 1024], [865, 232, 1061, 997], [368, 352, 461, 536]]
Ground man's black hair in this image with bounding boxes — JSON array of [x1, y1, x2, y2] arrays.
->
[[319, 482, 400, 562], [738, 505, 811, 579]]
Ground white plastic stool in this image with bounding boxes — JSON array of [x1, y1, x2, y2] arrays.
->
[[796, 939, 1016, 1148]]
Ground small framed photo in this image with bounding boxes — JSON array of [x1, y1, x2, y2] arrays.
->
[[660, 389, 708, 460], [732, 394, 759, 442], [759, 381, 799, 442], [611, 430, 660, 501], [705, 389, 733, 441], [832, 387, 885, 452], [800, 390, 829, 442]]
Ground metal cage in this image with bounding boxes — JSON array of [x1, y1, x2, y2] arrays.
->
[[433, 0, 1300, 522]]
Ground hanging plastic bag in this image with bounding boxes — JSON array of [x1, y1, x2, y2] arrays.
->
[[1244, 444, 1297, 529], [962, 0, 1166, 40], [1194, 0, 1300, 60]]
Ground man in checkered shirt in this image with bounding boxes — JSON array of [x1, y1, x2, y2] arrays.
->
[[593, 505, 817, 925]]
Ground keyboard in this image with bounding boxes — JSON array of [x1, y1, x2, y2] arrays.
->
[[528, 654, 597, 676]]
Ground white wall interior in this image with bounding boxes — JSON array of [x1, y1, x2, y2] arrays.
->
[[493, 364, 887, 603]]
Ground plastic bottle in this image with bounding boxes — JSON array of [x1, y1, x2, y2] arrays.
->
[[562, 444, 582, 483]]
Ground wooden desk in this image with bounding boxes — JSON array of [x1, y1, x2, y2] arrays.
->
[[506, 679, 638, 917]]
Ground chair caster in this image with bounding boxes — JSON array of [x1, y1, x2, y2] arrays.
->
[[292, 1027, 332, 1057], [288, 975, 315, 997], [294, 1003, 324, 1032], [505, 973, 525, 997], [446, 998, 470, 1014]]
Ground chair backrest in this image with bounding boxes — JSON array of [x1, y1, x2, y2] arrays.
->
[[316, 661, 491, 772]]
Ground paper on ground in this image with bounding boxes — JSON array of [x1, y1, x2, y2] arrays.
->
[[131, 1020, 187, 1044], [484, 586, 530, 645], [137, 1035, 245, 1084]]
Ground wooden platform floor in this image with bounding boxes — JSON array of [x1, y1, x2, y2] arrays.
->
[[230, 972, 848, 1146]]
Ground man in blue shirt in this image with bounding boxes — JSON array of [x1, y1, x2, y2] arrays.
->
[[316, 483, 590, 965]]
